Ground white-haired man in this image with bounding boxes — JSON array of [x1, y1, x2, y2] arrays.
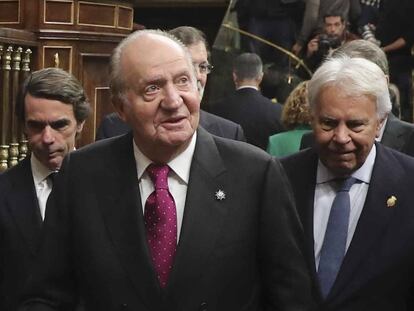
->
[[282, 56, 414, 310]]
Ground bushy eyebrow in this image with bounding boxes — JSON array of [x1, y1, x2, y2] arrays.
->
[[26, 118, 71, 130]]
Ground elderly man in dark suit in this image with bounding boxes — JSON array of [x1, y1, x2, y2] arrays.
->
[[209, 52, 284, 150], [96, 26, 245, 142], [281, 55, 414, 310], [300, 40, 414, 156], [0, 68, 90, 311], [20, 30, 313, 311]]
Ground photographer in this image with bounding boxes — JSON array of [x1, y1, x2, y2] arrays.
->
[[303, 13, 359, 72], [376, 0, 414, 121]]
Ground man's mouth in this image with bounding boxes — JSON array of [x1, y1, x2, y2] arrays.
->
[[161, 116, 187, 128]]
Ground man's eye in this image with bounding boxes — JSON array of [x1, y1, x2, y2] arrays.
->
[[320, 119, 336, 130], [177, 76, 189, 85], [347, 121, 365, 132], [49, 120, 70, 130], [145, 85, 159, 94], [26, 121, 45, 131]]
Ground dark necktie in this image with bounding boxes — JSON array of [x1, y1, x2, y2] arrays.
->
[[318, 176, 358, 298], [144, 164, 177, 288]]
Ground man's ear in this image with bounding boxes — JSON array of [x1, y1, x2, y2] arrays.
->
[[76, 120, 85, 134], [376, 114, 388, 137], [232, 72, 238, 87], [256, 72, 264, 85]]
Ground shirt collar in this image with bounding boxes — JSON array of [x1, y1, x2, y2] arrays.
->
[[236, 85, 259, 91], [134, 132, 197, 184], [30, 154, 55, 185], [316, 144, 376, 184]]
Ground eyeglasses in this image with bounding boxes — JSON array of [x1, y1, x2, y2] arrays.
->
[[195, 62, 214, 74]]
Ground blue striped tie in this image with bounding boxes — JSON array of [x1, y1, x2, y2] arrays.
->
[[318, 177, 358, 298]]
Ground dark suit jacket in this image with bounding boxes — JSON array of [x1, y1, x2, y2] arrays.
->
[[209, 88, 284, 150], [96, 110, 246, 142], [281, 145, 414, 310], [0, 157, 43, 311], [21, 128, 313, 311], [300, 114, 414, 157]]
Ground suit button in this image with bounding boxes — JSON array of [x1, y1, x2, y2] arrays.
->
[[121, 303, 128, 309], [199, 302, 208, 311]]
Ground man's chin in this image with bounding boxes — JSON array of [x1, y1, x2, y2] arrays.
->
[[161, 132, 194, 147], [45, 156, 63, 171]]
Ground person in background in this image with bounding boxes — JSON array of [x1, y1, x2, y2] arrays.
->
[[292, 0, 360, 55], [96, 26, 245, 142], [302, 13, 359, 73], [267, 80, 311, 157], [209, 52, 284, 150], [19, 29, 313, 311], [282, 56, 414, 310], [0, 68, 90, 311], [376, 0, 414, 122]]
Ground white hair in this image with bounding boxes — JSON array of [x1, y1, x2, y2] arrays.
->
[[308, 56, 392, 119]]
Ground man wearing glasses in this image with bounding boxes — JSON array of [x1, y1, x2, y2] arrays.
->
[[96, 26, 246, 142]]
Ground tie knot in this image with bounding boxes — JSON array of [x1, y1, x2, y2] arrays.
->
[[337, 176, 358, 192], [147, 164, 170, 190]]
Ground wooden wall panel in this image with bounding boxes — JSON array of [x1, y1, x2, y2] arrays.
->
[[78, 53, 112, 146], [42, 46, 72, 72], [118, 5, 133, 29], [0, 0, 20, 24], [78, 1, 116, 28], [44, 0, 74, 24]]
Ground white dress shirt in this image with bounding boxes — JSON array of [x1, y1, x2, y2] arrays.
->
[[313, 145, 376, 269], [31, 154, 55, 220], [133, 133, 197, 242]]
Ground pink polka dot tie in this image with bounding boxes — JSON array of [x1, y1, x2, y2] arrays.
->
[[144, 164, 177, 288]]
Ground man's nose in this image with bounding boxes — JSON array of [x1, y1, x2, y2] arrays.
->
[[41, 125, 56, 144], [162, 84, 182, 109], [333, 124, 351, 144]]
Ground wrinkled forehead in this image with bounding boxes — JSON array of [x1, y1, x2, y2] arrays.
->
[[121, 34, 194, 82]]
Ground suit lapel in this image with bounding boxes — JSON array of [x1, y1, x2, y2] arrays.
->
[[166, 128, 227, 299], [96, 134, 162, 309], [6, 157, 43, 255], [328, 145, 400, 301]]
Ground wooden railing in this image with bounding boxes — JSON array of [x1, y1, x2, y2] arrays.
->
[[0, 44, 33, 172]]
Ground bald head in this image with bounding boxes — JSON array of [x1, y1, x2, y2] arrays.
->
[[110, 30, 196, 107]]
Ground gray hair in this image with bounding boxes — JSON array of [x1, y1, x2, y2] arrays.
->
[[110, 29, 195, 106], [169, 26, 210, 56], [233, 53, 263, 80], [308, 56, 391, 119], [332, 39, 389, 75], [16, 67, 90, 124]]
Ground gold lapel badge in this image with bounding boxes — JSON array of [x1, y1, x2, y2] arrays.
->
[[215, 189, 226, 201], [386, 195, 397, 208]]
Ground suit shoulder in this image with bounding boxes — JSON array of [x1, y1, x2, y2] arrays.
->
[[280, 148, 317, 177], [0, 159, 31, 195], [380, 144, 414, 169], [0, 158, 30, 180], [201, 110, 240, 129], [72, 134, 130, 160], [212, 134, 273, 163]]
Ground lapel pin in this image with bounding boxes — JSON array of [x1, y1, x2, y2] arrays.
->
[[386, 195, 397, 208], [215, 189, 226, 201]]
